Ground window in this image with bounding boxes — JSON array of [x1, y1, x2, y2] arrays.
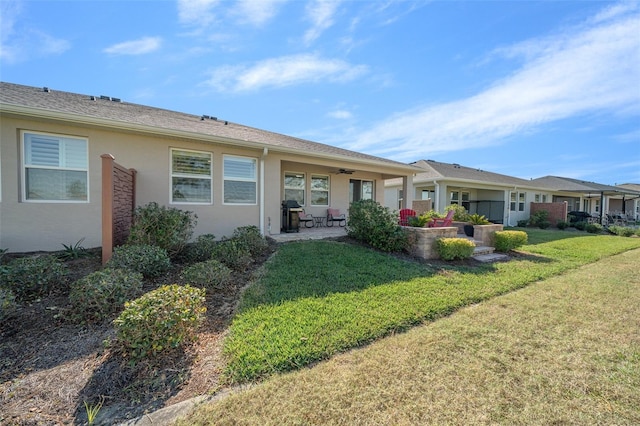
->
[[171, 149, 212, 204], [284, 172, 305, 205], [22, 131, 88, 202], [311, 175, 329, 206], [510, 191, 525, 211], [223, 155, 257, 204], [535, 194, 541, 203], [595, 199, 600, 213], [450, 191, 459, 205], [519, 192, 525, 211], [398, 189, 404, 210], [349, 179, 374, 202]]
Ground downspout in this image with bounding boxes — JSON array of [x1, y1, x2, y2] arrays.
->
[[260, 147, 268, 236]]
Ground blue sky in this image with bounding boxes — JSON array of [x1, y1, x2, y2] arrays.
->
[[1, 0, 639, 185]]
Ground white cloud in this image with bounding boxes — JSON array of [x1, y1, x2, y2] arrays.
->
[[328, 109, 353, 119], [348, 5, 640, 162], [103, 37, 162, 55], [235, 0, 285, 26], [0, 0, 70, 64], [304, 0, 341, 45], [177, 0, 219, 27], [204, 53, 368, 92]]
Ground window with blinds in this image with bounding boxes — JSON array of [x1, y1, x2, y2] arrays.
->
[[223, 155, 257, 204], [171, 149, 212, 204], [22, 131, 88, 202], [284, 172, 305, 205]]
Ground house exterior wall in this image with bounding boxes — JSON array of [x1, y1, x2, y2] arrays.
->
[[1, 115, 407, 252]]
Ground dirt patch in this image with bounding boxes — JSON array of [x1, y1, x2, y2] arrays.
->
[[0, 243, 276, 425]]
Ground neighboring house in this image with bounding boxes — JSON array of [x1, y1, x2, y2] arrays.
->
[[385, 160, 640, 226], [385, 159, 551, 225], [617, 184, 640, 220], [530, 176, 640, 223], [0, 82, 418, 253]]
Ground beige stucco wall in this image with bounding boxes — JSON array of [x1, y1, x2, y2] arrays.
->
[[1, 115, 410, 253]]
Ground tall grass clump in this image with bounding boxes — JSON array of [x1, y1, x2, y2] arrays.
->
[[347, 199, 409, 252], [127, 202, 197, 258]]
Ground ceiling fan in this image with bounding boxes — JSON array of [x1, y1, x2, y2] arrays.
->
[[333, 168, 355, 175]]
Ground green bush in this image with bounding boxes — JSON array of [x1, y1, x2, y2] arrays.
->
[[529, 210, 549, 228], [585, 223, 603, 234], [347, 200, 409, 252], [113, 284, 206, 362], [127, 202, 197, 258], [180, 234, 217, 263], [517, 219, 529, 227], [435, 238, 475, 260], [468, 213, 490, 225], [0, 287, 17, 322], [212, 239, 253, 271], [574, 221, 587, 231], [181, 259, 232, 290], [69, 268, 143, 322], [607, 225, 635, 237], [445, 204, 470, 222], [107, 244, 171, 278], [407, 215, 430, 227], [0, 255, 67, 301], [494, 230, 528, 252], [556, 220, 569, 230], [231, 226, 270, 257]]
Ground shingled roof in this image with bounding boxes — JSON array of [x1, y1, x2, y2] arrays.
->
[[0, 82, 414, 170], [531, 176, 640, 195]]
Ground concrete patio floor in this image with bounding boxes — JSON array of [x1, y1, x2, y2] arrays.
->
[[267, 225, 347, 242]]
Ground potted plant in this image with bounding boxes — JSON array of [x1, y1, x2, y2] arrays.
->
[[464, 214, 490, 237]]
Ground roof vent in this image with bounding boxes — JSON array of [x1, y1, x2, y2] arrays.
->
[[42, 87, 50, 93], [111, 97, 121, 103], [452, 163, 461, 168], [100, 95, 111, 101], [90, 95, 96, 101], [224, 121, 228, 125]]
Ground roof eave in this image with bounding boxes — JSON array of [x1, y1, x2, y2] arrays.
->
[[1, 102, 418, 174]]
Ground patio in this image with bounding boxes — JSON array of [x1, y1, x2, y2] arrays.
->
[[268, 225, 348, 243]]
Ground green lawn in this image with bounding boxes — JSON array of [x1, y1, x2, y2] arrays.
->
[[180, 245, 640, 425], [222, 230, 640, 383]]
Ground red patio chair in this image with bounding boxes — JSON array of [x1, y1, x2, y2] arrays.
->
[[428, 209, 455, 228], [399, 209, 417, 226], [326, 208, 346, 227]]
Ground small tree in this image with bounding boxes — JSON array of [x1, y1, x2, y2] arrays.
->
[[347, 200, 409, 252]]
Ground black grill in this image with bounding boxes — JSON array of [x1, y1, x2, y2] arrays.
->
[[282, 200, 303, 233]]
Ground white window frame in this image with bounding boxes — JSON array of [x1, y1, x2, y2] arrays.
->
[[518, 192, 526, 212], [223, 155, 257, 205], [170, 148, 213, 205], [310, 174, 330, 206], [284, 171, 305, 206], [21, 130, 89, 203]]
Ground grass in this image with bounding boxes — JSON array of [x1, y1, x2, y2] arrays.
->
[[222, 230, 640, 383], [179, 246, 640, 425]]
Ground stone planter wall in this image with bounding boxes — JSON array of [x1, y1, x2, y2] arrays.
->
[[473, 224, 504, 246], [404, 226, 457, 260], [451, 221, 467, 234]]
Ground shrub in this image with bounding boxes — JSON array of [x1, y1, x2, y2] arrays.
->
[[0, 287, 17, 322], [468, 213, 490, 225], [0, 255, 67, 301], [113, 284, 206, 362], [407, 215, 430, 227], [347, 200, 409, 252], [530, 210, 550, 229], [211, 239, 253, 271], [494, 230, 528, 252], [181, 259, 232, 290], [435, 238, 475, 260], [517, 219, 529, 227], [607, 225, 635, 237], [556, 220, 569, 230], [232, 226, 270, 257], [574, 221, 587, 231], [585, 223, 603, 234], [127, 202, 197, 258], [537, 220, 551, 229], [69, 269, 143, 322], [180, 234, 217, 263], [445, 204, 470, 222], [107, 244, 171, 278]]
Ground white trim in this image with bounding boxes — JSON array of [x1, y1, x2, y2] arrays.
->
[[310, 174, 329, 206], [222, 154, 258, 205], [169, 147, 213, 205]]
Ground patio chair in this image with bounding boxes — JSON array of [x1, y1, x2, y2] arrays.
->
[[326, 208, 346, 227], [428, 209, 455, 228], [299, 210, 315, 228], [399, 208, 417, 226]]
